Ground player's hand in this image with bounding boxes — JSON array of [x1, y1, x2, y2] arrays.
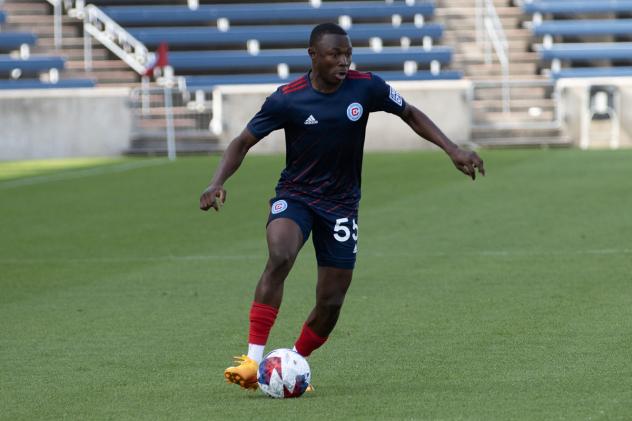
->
[[449, 148, 485, 180], [199, 185, 226, 211]]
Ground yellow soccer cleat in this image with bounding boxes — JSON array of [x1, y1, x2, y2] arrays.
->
[[224, 355, 259, 390]]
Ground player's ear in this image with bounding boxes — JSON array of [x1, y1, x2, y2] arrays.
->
[[307, 46, 316, 59]]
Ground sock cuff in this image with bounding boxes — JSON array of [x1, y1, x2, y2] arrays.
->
[[302, 323, 328, 342], [250, 301, 279, 316]]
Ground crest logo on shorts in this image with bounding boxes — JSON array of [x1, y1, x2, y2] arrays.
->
[[346, 102, 363, 121], [389, 86, 403, 106], [271, 200, 288, 214]]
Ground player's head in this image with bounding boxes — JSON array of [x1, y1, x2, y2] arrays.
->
[[308, 23, 352, 85]]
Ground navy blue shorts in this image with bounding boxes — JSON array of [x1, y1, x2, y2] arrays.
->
[[267, 197, 359, 270]]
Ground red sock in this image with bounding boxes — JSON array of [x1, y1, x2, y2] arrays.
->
[[294, 323, 328, 357], [248, 301, 279, 345]]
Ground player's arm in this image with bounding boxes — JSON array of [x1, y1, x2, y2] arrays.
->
[[199, 128, 259, 211], [400, 103, 485, 180]]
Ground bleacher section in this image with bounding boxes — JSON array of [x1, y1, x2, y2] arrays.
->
[[100, 2, 435, 25], [92, 1, 460, 86], [128, 23, 444, 49], [0, 6, 95, 89], [523, 0, 632, 79]]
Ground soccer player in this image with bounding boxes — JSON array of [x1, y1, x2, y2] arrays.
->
[[199, 23, 485, 391]]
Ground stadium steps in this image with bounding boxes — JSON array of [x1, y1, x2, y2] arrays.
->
[[1, 0, 139, 86], [436, 0, 567, 147], [126, 130, 221, 156]]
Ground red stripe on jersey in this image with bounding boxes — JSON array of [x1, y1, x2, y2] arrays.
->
[[284, 75, 307, 89], [282, 82, 307, 94], [347, 70, 372, 79]]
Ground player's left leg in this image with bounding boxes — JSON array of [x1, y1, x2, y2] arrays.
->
[[293, 207, 358, 357], [294, 266, 353, 357]]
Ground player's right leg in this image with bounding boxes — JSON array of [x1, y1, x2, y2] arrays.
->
[[224, 199, 311, 390]]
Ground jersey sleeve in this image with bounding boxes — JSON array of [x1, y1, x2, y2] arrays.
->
[[369, 74, 407, 116], [246, 88, 287, 140]]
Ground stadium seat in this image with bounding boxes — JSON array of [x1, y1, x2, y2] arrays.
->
[[167, 46, 453, 72], [523, 1, 632, 15], [538, 43, 632, 62], [533, 19, 632, 37], [0, 32, 38, 52], [0, 79, 96, 89], [102, 2, 435, 26], [550, 66, 632, 79], [0, 11, 6, 25], [0, 56, 66, 74], [182, 69, 462, 89], [128, 23, 444, 48]]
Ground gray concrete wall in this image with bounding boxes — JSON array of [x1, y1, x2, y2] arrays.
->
[[0, 88, 132, 161], [212, 80, 472, 154], [557, 78, 632, 149]]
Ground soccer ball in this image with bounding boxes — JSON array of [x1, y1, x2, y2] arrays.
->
[[257, 348, 311, 398]]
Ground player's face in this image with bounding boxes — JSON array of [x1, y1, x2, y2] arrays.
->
[[310, 34, 352, 85]]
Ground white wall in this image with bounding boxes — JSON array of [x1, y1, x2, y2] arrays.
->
[[0, 88, 132, 161], [211, 80, 472, 154]]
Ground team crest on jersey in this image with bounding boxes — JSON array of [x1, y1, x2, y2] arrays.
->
[[346, 103, 363, 121], [389, 86, 403, 106], [271, 200, 288, 214]]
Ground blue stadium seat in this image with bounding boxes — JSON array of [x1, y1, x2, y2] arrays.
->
[[168, 46, 453, 72], [0, 79, 96, 89], [0, 11, 6, 25], [0, 32, 38, 52], [183, 70, 462, 89], [0, 56, 66, 74], [538, 43, 632, 61], [533, 19, 632, 37], [550, 66, 632, 79], [129, 23, 444, 48], [102, 2, 435, 26], [523, 1, 632, 15]]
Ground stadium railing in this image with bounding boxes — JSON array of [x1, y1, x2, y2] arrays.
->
[[99, 2, 435, 26], [550, 66, 632, 79], [538, 43, 632, 62], [182, 69, 462, 90], [533, 19, 632, 38], [523, 0, 632, 15], [167, 46, 453, 72], [0, 32, 37, 52], [128, 23, 444, 49], [0, 78, 96, 89], [0, 56, 65, 75]]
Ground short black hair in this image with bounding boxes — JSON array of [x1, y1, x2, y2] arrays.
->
[[309, 23, 348, 47]]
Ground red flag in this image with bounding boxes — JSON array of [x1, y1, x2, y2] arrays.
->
[[144, 42, 169, 77]]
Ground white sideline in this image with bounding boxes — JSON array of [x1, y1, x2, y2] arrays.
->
[[1, 249, 630, 264], [0, 159, 169, 190]]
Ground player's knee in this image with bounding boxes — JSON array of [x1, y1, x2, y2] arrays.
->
[[267, 249, 296, 273]]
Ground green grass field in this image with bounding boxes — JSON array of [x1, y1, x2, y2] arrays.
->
[[1, 149, 631, 420]]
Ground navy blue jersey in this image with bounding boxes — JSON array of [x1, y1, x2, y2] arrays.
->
[[247, 70, 406, 212]]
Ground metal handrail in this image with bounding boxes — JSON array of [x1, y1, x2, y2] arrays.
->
[[44, 0, 63, 49], [82, 5, 152, 74], [476, 0, 510, 114]]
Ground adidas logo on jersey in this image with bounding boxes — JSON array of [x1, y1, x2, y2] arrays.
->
[[304, 115, 318, 125]]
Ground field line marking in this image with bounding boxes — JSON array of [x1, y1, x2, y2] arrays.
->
[[1, 249, 631, 264], [0, 159, 169, 190]]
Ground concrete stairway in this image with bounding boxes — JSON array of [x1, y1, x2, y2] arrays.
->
[[1, 0, 139, 85], [435, 0, 570, 147]]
